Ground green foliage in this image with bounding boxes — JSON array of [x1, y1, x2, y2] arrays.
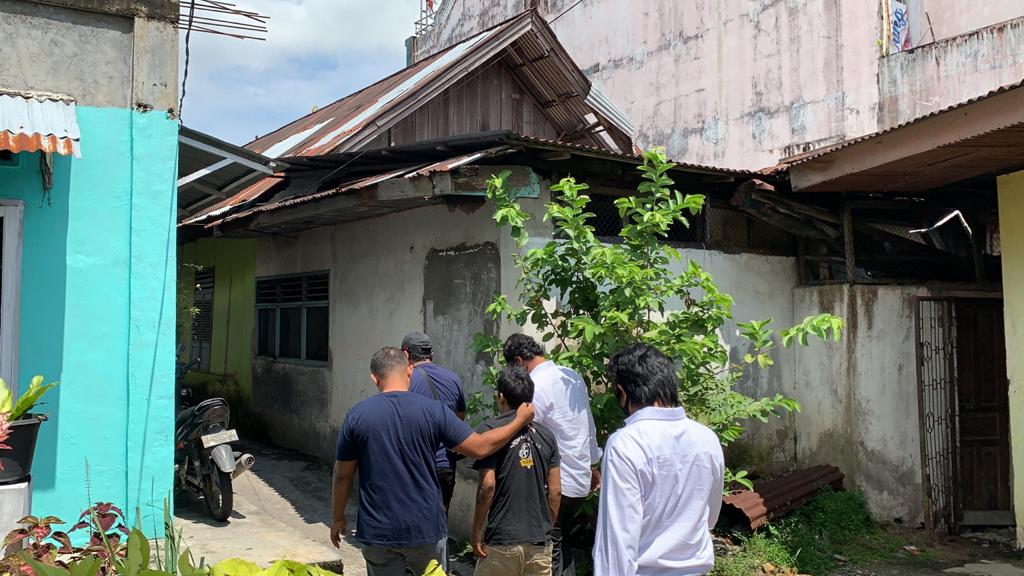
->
[[710, 531, 795, 576], [478, 147, 844, 485], [714, 490, 929, 576], [0, 375, 59, 421]]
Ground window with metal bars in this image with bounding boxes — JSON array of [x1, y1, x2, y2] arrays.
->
[[256, 272, 329, 363], [191, 269, 215, 371]]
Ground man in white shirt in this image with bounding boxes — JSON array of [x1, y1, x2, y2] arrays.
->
[[594, 343, 724, 576], [504, 334, 602, 576]]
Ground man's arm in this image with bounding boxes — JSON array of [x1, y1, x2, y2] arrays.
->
[[546, 466, 561, 523], [471, 469, 496, 558], [453, 403, 534, 459], [592, 442, 642, 576], [330, 460, 357, 548]]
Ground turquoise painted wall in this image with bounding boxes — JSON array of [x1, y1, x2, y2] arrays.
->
[[0, 107, 177, 535]]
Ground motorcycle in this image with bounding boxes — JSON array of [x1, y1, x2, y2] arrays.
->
[[174, 359, 255, 522]]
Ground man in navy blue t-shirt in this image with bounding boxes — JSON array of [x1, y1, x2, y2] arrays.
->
[[331, 347, 534, 576], [403, 331, 467, 514]]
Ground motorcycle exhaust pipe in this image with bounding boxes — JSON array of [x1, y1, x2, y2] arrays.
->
[[232, 453, 255, 479]]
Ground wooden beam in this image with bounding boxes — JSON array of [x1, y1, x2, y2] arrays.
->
[[842, 194, 856, 283]]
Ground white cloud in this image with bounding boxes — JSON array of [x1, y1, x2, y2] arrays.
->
[[178, 0, 421, 144]]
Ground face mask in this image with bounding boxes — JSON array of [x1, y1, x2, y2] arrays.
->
[[615, 387, 630, 418]]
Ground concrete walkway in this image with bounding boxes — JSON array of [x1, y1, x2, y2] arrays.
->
[[175, 442, 475, 576], [175, 442, 362, 574]]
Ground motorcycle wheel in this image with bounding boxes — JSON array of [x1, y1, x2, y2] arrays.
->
[[203, 470, 234, 522]]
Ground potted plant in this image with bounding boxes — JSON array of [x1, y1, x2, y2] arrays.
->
[[0, 376, 57, 484]]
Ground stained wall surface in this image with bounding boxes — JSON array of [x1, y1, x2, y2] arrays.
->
[[415, 0, 1024, 169]]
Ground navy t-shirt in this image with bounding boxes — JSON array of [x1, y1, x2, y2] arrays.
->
[[410, 363, 467, 469], [336, 391, 473, 547]]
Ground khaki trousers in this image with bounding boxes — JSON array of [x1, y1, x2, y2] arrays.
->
[[475, 542, 553, 576]]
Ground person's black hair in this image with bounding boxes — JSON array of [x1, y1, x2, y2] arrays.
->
[[407, 349, 431, 363], [502, 334, 545, 365], [497, 365, 534, 409], [607, 343, 680, 409], [370, 347, 408, 380]]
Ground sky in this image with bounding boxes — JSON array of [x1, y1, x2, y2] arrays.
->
[[177, 0, 422, 146]]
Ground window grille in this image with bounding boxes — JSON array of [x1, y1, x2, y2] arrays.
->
[[256, 272, 329, 363], [191, 269, 215, 371]]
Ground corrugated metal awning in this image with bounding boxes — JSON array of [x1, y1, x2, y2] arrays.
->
[[0, 90, 81, 157]]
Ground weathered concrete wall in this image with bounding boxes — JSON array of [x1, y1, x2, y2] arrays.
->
[[417, 0, 1024, 169], [996, 170, 1024, 548], [0, 0, 178, 110], [921, 0, 1024, 42], [794, 284, 933, 525], [250, 201, 512, 460], [878, 17, 1024, 129]]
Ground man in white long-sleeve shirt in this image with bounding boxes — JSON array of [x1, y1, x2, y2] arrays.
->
[[594, 343, 724, 576], [504, 334, 602, 576]]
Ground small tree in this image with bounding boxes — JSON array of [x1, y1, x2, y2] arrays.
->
[[473, 148, 843, 489]]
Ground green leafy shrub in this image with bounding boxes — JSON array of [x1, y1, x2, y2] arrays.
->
[[476, 148, 844, 488]]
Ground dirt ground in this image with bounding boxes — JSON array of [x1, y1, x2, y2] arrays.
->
[[829, 527, 1024, 576]]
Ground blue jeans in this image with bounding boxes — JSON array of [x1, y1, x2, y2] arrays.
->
[[362, 537, 447, 576]]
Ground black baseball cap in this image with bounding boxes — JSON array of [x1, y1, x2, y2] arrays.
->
[[401, 332, 432, 356]]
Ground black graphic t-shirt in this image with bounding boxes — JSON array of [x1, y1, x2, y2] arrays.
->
[[474, 411, 560, 545]]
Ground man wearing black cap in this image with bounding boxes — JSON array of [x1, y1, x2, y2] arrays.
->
[[402, 331, 467, 514]]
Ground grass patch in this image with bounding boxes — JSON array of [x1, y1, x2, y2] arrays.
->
[[713, 532, 796, 576], [713, 489, 932, 576]]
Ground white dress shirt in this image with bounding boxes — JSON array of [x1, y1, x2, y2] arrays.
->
[[529, 360, 602, 498], [593, 406, 724, 576]]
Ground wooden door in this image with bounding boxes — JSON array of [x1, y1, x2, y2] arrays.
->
[[955, 299, 1012, 525]]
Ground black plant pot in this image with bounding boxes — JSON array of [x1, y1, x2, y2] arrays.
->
[[0, 415, 45, 485]]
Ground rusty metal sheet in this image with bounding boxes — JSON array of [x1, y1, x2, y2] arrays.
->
[[0, 91, 81, 157], [243, 11, 632, 161], [206, 146, 515, 228], [722, 465, 845, 530], [179, 175, 284, 226]]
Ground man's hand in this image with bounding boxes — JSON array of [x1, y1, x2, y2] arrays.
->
[[330, 517, 347, 548], [514, 402, 535, 425], [590, 467, 602, 492], [471, 536, 488, 558]]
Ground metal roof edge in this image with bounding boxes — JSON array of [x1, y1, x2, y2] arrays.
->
[[781, 77, 1024, 167]]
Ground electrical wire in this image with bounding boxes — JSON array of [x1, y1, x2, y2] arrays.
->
[[179, 0, 197, 118], [550, 0, 584, 24]]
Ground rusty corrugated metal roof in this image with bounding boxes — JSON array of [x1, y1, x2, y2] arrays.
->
[[181, 131, 756, 229], [722, 465, 844, 530], [0, 90, 81, 157], [204, 146, 514, 227], [243, 11, 631, 160], [780, 78, 1024, 167]]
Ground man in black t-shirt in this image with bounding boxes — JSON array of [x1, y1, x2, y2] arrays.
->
[[471, 366, 561, 576]]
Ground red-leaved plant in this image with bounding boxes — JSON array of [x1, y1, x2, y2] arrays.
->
[[0, 503, 130, 576], [0, 515, 73, 575]]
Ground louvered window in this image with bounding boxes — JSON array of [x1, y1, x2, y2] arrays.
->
[[256, 272, 329, 363], [191, 269, 215, 371]]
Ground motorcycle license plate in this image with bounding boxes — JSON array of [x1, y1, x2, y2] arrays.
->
[[201, 429, 238, 448]]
